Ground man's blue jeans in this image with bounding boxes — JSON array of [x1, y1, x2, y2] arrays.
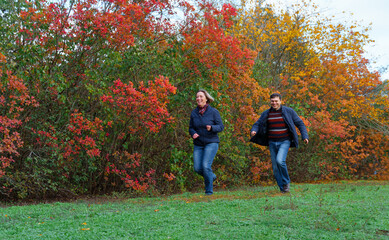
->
[[193, 143, 218, 195], [269, 140, 291, 191]]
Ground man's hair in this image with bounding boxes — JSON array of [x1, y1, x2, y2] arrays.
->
[[270, 93, 282, 100], [198, 89, 214, 103]]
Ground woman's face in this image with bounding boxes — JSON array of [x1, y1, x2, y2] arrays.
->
[[196, 92, 207, 107]]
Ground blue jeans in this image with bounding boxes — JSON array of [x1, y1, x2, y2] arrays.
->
[[269, 140, 291, 191], [193, 143, 218, 195]]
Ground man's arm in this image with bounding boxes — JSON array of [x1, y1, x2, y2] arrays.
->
[[291, 110, 309, 141], [251, 116, 262, 135], [251, 111, 267, 136]]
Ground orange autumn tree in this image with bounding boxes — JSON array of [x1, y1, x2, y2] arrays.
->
[[231, 0, 389, 181], [282, 2, 389, 180]]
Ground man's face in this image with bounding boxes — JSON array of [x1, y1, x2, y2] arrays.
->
[[270, 97, 281, 110]]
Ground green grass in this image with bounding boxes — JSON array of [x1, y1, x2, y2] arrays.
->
[[1, 181, 388, 239]]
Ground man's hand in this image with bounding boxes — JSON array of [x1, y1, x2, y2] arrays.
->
[[193, 133, 199, 139], [206, 125, 212, 131], [303, 139, 309, 144], [251, 131, 257, 137]]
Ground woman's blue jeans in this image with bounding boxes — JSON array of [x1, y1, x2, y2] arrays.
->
[[193, 143, 218, 195], [269, 140, 291, 191]]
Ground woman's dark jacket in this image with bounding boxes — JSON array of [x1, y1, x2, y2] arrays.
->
[[250, 106, 308, 148], [189, 106, 224, 146]]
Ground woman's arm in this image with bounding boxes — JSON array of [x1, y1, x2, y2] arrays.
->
[[189, 112, 197, 137], [210, 109, 224, 133]]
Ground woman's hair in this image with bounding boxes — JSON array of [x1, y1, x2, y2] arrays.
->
[[198, 89, 214, 103]]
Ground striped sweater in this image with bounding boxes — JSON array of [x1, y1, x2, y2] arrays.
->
[[267, 108, 290, 141]]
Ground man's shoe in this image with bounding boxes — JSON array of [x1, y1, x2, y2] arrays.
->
[[282, 184, 290, 193]]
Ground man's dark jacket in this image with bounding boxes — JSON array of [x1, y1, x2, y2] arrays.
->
[[189, 106, 224, 146], [250, 106, 308, 148]]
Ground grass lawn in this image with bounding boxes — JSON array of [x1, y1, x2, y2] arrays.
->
[[1, 181, 388, 239]]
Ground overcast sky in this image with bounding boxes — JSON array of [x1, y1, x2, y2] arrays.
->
[[263, 0, 389, 80]]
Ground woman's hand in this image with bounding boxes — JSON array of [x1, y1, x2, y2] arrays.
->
[[251, 131, 257, 137], [193, 133, 200, 139], [206, 125, 212, 131]]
